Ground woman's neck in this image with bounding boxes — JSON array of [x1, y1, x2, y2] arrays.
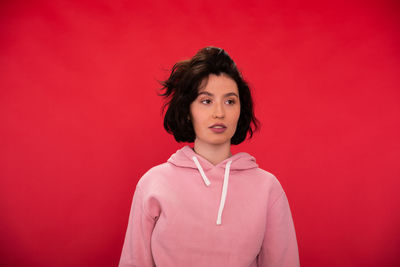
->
[[193, 139, 232, 166]]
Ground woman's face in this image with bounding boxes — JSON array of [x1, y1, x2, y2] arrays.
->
[[190, 74, 241, 147]]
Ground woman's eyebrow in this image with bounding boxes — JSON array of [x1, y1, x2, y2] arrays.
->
[[198, 91, 239, 97]]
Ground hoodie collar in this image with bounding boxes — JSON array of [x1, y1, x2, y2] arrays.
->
[[167, 145, 258, 172]]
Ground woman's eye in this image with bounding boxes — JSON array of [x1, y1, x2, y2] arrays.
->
[[201, 99, 212, 104], [226, 99, 236, 105]]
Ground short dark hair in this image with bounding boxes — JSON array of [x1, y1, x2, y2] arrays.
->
[[160, 46, 259, 145]]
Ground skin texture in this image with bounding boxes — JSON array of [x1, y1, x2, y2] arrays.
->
[[189, 74, 241, 165]]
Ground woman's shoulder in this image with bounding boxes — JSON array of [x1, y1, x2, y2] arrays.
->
[[135, 162, 176, 190], [246, 166, 286, 195]]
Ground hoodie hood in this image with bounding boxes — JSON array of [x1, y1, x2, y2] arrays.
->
[[167, 145, 258, 172], [167, 145, 258, 225]]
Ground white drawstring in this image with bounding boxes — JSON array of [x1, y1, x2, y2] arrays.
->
[[216, 160, 232, 225], [192, 156, 211, 186], [192, 156, 232, 225]]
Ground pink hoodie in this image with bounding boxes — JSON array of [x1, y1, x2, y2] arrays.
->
[[119, 146, 299, 267]]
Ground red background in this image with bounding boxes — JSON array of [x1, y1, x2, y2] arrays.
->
[[1, 0, 399, 266]]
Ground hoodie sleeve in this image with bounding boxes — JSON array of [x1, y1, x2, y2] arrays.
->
[[257, 192, 300, 267], [119, 185, 157, 267]]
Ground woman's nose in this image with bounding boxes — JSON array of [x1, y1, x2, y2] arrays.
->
[[212, 102, 225, 119]]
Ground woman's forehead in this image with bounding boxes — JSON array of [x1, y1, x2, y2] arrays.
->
[[198, 74, 238, 95]]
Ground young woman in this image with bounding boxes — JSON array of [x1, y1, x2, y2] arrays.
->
[[119, 47, 300, 267]]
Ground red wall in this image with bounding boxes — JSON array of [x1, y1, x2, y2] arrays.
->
[[1, 0, 399, 266]]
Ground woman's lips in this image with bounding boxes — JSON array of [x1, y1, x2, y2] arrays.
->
[[209, 124, 227, 133]]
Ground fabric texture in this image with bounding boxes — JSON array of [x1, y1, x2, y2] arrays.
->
[[119, 145, 300, 267]]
